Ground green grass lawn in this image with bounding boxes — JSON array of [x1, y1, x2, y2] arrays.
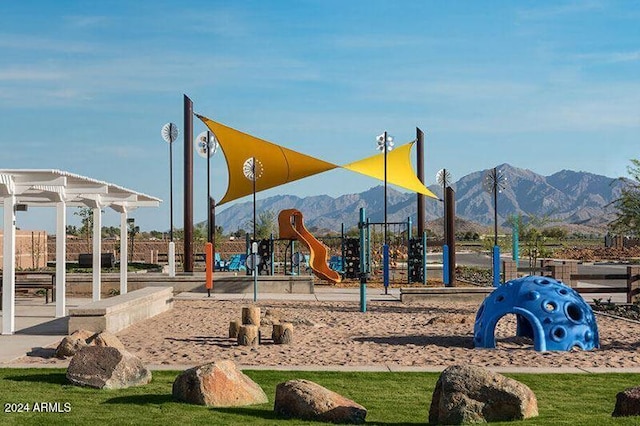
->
[[1, 369, 640, 425]]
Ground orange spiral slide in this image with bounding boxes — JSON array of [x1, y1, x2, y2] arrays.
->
[[277, 209, 342, 283]]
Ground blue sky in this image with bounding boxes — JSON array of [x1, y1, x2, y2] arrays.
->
[[1, 0, 639, 233]]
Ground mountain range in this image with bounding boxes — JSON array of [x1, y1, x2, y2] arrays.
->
[[215, 163, 625, 236]]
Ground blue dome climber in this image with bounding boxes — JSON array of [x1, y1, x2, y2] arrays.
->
[[474, 276, 599, 351]]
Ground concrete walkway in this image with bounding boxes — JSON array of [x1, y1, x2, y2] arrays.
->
[[0, 296, 90, 363], [2, 289, 640, 374]]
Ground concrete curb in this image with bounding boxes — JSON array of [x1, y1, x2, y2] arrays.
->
[[3, 362, 640, 374]]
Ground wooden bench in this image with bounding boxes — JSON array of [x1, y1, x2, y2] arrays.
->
[[68, 286, 173, 334], [0, 271, 56, 303]]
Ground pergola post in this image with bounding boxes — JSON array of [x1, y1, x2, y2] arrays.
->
[[119, 209, 128, 295], [2, 194, 16, 335], [92, 206, 102, 301], [55, 201, 66, 318]]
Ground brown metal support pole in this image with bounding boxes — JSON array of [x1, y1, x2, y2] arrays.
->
[[445, 187, 456, 285], [183, 94, 194, 273], [416, 127, 425, 236]]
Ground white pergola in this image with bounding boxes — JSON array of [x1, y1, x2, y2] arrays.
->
[[0, 169, 161, 335]]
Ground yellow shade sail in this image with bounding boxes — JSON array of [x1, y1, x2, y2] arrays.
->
[[197, 114, 339, 206], [342, 142, 439, 199]]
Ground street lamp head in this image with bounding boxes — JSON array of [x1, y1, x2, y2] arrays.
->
[[161, 122, 179, 144], [436, 169, 452, 187], [483, 167, 507, 194], [195, 131, 218, 159], [243, 157, 264, 181], [375, 132, 394, 152]]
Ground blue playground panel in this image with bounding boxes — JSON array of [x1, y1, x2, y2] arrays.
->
[[474, 275, 599, 351], [329, 255, 343, 273], [226, 254, 247, 272]]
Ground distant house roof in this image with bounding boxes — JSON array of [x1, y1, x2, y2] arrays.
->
[[0, 169, 161, 210]]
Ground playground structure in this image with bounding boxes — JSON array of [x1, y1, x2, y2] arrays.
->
[[177, 102, 437, 275], [229, 207, 428, 287], [278, 209, 341, 283], [179, 100, 447, 306], [474, 276, 599, 352]]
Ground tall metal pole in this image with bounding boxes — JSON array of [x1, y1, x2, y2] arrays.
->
[[252, 157, 256, 242], [169, 124, 174, 242], [183, 94, 194, 273], [359, 207, 367, 313], [384, 130, 388, 245], [206, 130, 212, 243], [442, 168, 447, 241], [445, 187, 456, 286], [493, 167, 498, 247], [211, 197, 216, 261], [416, 127, 425, 236]]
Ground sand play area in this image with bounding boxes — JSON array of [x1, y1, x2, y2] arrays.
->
[[17, 298, 640, 369]]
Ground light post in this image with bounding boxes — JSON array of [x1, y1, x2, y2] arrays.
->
[[243, 158, 263, 302], [161, 122, 178, 277], [195, 130, 218, 243], [483, 167, 506, 286], [243, 157, 263, 242], [376, 131, 394, 294], [161, 123, 178, 241], [376, 131, 394, 244]]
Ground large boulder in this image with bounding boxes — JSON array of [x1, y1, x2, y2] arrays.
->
[[93, 331, 125, 350], [613, 386, 640, 417], [172, 360, 268, 407], [55, 335, 88, 359], [71, 329, 96, 343], [55, 329, 96, 358], [66, 346, 151, 389], [429, 365, 538, 424], [274, 379, 367, 424]]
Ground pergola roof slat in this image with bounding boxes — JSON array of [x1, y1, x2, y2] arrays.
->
[[0, 169, 161, 209]]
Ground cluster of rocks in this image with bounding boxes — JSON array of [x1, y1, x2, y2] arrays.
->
[[58, 329, 365, 423], [591, 300, 640, 322], [55, 328, 640, 423], [173, 360, 366, 423], [59, 329, 152, 390], [555, 245, 640, 262], [430, 366, 640, 423], [228, 306, 293, 346], [455, 265, 493, 286]]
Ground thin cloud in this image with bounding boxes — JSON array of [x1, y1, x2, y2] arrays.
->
[[0, 69, 64, 81], [63, 15, 110, 28], [178, 9, 251, 37], [573, 50, 640, 64], [517, 0, 605, 20], [332, 34, 430, 50], [0, 34, 94, 53]]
